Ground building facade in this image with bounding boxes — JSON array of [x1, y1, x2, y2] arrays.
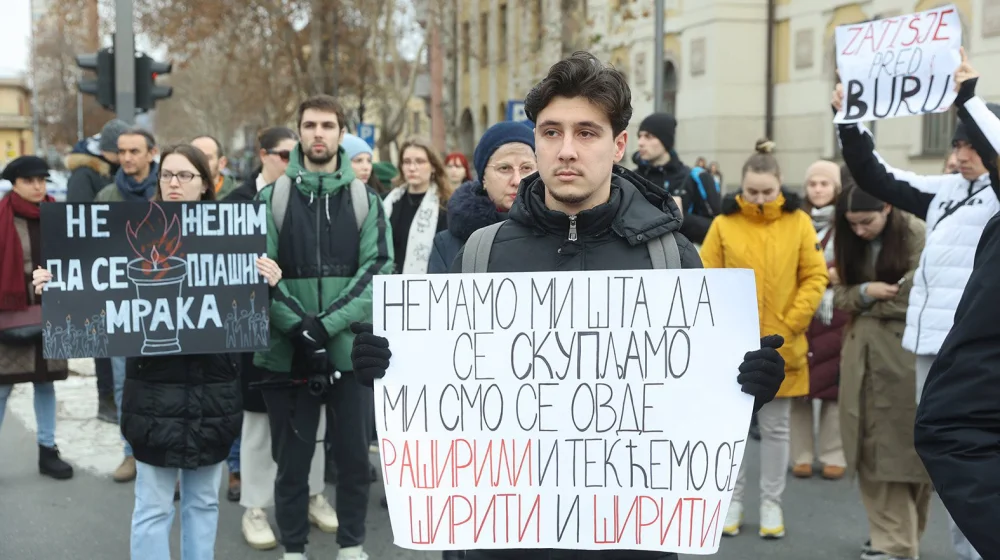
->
[[450, 0, 996, 187], [0, 77, 34, 164]]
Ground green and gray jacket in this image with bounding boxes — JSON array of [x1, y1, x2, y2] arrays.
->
[[253, 144, 394, 374]]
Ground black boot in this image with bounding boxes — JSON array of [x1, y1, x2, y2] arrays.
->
[[39, 445, 73, 479], [96, 395, 117, 424]]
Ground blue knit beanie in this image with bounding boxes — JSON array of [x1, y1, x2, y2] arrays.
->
[[341, 133, 373, 161], [473, 122, 535, 180]]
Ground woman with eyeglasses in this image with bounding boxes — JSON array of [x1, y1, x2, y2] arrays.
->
[[34, 144, 283, 560], [429, 122, 536, 274], [384, 138, 451, 274]]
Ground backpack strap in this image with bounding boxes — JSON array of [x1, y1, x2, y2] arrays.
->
[[646, 232, 682, 269], [271, 174, 292, 235], [461, 221, 505, 273], [349, 179, 370, 231], [688, 166, 720, 215]]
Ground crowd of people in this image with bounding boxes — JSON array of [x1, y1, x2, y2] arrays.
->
[[0, 46, 997, 560]]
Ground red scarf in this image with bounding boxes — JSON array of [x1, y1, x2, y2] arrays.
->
[[0, 192, 51, 311]]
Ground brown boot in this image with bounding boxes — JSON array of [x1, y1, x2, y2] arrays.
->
[[822, 465, 846, 480], [113, 456, 136, 482], [791, 463, 813, 478]]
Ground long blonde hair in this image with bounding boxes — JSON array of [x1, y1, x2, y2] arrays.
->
[[394, 137, 451, 207]]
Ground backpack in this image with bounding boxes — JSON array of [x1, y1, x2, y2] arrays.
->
[[461, 221, 681, 273], [686, 166, 720, 216], [269, 174, 370, 234]]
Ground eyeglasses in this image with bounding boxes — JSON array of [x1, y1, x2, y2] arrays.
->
[[268, 150, 291, 162], [488, 163, 537, 178], [159, 171, 201, 184]]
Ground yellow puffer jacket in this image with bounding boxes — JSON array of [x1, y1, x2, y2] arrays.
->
[[700, 190, 828, 398]]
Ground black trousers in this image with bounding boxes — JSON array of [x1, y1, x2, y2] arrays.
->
[[263, 369, 374, 552], [95, 358, 113, 398]]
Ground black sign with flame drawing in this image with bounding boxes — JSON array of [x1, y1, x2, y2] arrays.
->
[[39, 201, 270, 359]]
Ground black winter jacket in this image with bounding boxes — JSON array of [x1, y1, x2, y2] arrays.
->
[[65, 147, 115, 203], [225, 173, 270, 413], [449, 165, 701, 276], [121, 353, 242, 470], [633, 151, 720, 245], [429, 180, 506, 274]]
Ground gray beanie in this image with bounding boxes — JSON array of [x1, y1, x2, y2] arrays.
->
[[98, 119, 130, 153]]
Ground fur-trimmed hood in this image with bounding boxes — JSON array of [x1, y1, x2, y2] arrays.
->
[[721, 188, 803, 215], [446, 180, 506, 242], [65, 152, 112, 177]]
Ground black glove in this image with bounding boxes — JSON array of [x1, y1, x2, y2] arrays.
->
[[737, 335, 786, 412], [350, 322, 391, 388], [295, 315, 330, 352]]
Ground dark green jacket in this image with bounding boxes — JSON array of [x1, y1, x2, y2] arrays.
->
[[253, 144, 394, 373]]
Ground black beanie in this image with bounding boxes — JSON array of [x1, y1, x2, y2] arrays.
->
[[639, 113, 677, 151], [953, 102, 1000, 147]]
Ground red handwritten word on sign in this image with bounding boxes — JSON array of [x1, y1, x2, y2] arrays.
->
[[834, 4, 962, 123]]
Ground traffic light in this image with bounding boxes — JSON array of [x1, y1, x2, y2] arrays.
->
[[76, 48, 115, 110], [135, 54, 173, 112]]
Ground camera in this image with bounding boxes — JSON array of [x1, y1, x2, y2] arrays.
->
[[307, 371, 342, 397]]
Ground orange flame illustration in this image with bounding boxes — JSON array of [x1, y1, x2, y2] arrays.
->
[[126, 202, 182, 270]]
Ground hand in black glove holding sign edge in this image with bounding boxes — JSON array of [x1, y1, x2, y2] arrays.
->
[[351, 321, 786, 409], [351, 322, 392, 387]]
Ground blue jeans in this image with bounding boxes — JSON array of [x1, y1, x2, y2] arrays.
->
[[226, 437, 240, 474], [112, 357, 133, 456], [0, 382, 57, 447], [131, 460, 224, 560]]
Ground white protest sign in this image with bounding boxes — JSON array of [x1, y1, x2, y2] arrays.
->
[[373, 269, 760, 555], [833, 4, 962, 124]]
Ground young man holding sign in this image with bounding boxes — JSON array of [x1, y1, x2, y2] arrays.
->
[[350, 51, 787, 560]]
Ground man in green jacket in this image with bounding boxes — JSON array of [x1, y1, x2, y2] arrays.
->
[[255, 94, 393, 560]]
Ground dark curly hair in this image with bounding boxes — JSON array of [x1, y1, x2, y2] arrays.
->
[[523, 51, 632, 136]]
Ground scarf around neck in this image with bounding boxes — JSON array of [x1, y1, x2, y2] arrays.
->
[[115, 162, 159, 201], [0, 192, 52, 311], [383, 184, 440, 274]]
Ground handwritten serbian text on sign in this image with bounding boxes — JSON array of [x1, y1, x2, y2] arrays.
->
[[834, 5, 962, 123], [373, 269, 760, 554], [40, 201, 269, 358]]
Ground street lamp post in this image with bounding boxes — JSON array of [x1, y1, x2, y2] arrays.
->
[[653, 0, 665, 114]]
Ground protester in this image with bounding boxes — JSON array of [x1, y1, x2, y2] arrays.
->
[[95, 128, 159, 203], [835, 49, 998, 560], [64, 117, 128, 424], [35, 144, 280, 559], [444, 152, 472, 189], [914, 56, 1000, 560], [191, 135, 237, 198], [0, 155, 73, 481], [384, 138, 450, 274], [225, 125, 340, 549], [834, 181, 928, 560], [349, 50, 787, 560], [429, 122, 535, 273], [633, 112, 720, 244], [791, 160, 847, 481], [255, 95, 393, 560], [700, 139, 828, 539]]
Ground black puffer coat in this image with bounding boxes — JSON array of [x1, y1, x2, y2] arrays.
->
[[429, 180, 506, 273], [449, 165, 701, 275], [121, 354, 242, 469], [450, 166, 696, 560]]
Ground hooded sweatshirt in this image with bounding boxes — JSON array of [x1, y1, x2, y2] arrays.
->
[[253, 144, 394, 374]]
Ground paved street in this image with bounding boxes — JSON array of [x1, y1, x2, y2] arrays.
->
[[0, 371, 959, 559]]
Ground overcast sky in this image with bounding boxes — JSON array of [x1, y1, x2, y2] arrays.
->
[[0, 0, 32, 77]]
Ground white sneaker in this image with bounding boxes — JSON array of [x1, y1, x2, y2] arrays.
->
[[282, 554, 307, 560], [242, 508, 278, 550], [308, 493, 340, 533], [759, 499, 785, 538], [336, 545, 369, 560], [722, 500, 743, 536]]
